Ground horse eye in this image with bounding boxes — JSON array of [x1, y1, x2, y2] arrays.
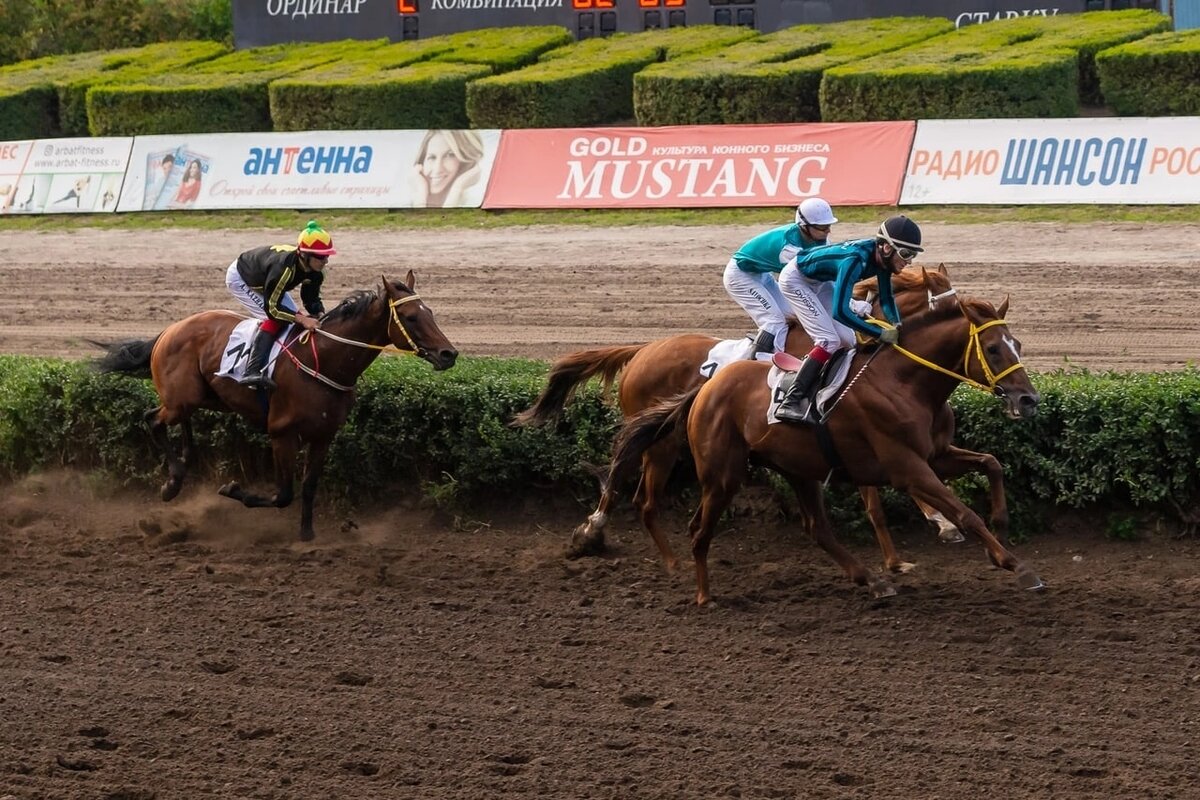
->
[[986, 345, 1000, 356]]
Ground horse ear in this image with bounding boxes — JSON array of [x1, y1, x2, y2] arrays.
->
[[405, 269, 416, 290], [937, 262, 949, 276], [997, 295, 1010, 318], [380, 274, 391, 295]]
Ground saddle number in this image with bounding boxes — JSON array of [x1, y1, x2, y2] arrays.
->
[[226, 342, 249, 368], [699, 361, 718, 380]]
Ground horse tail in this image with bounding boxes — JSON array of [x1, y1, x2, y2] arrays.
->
[[511, 344, 646, 427], [89, 336, 161, 378], [604, 384, 702, 494]]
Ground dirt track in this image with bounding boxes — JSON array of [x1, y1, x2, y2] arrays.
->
[[2, 221, 1199, 370], [1, 223, 1199, 798]]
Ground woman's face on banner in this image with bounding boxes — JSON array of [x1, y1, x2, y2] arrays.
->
[[421, 133, 462, 195]]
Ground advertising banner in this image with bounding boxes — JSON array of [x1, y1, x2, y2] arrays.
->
[[1, 138, 131, 215], [901, 117, 1200, 205], [116, 129, 501, 212], [483, 122, 915, 209]]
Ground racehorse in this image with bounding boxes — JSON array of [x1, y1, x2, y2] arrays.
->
[[94, 272, 458, 541], [514, 266, 1007, 573], [604, 267, 1043, 603]]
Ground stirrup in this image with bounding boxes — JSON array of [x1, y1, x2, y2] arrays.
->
[[238, 372, 276, 390], [774, 397, 813, 424]]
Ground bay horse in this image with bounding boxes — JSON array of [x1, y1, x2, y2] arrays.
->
[[604, 267, 1043, 603], [94, 272, 458, 541], [514, 266, 1007, 573]]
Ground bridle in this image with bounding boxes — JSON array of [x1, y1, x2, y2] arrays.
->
[[276, 293, 426, 392], [886, 288, 1026, 394]]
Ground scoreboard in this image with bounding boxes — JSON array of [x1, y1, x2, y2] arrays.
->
[[233, 0, 1158, 48]]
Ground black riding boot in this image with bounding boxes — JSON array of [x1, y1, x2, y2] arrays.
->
[[774, 355, 825, 423], [239, 327, 278, 390], [751, 329, 777, 358]]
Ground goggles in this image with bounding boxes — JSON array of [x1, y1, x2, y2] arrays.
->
[[896, 247, 918, 262], [878, 229, 921, 263]]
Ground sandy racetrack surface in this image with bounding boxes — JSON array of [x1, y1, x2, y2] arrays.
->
[[1, 223, 1199, 798]]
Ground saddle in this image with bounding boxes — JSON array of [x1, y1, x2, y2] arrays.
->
[[768, 348, 853, 425]]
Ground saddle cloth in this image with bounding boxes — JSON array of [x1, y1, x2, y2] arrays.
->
[[213, 318, 290, 382], [699, 334, 773, 380], [767, 348, 855, 425]]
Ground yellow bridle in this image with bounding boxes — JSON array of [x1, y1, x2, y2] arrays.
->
[[880, 316, 1026, 394]]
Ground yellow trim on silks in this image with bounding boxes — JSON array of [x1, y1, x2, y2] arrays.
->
[[870, 316, 1026, 394], [267, 265, 297, 323]]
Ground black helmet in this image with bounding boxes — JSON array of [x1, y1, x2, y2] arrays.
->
[[877, 215, 923, 255]]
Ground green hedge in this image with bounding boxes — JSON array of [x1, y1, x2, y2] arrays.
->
[[634, 17, 952, 126], [2, 354, 1198, 535], [466, 25, 756, 129], [820, 9, 1171, 122], [1097, 30, 1200, 116], [86, 40, 378, 135], [270, 27, 570, 131], [0, 43, 227, 139]]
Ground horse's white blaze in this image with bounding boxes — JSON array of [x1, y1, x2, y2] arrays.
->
[[1002, 334, 1020, 362]]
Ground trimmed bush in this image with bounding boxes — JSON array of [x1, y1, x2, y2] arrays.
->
[[270, 27, 570, 131], [820, 9, 1170, 122], [1097, 30, 1200, 116], [3, 354, 1198, 534], [86, 39, 380, 135], [466, 25, 756, 129], [634, 17, 953, 126]]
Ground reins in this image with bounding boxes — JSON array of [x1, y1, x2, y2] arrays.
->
[[274, 294, 425, 392]]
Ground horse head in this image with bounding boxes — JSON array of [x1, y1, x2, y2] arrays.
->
[[960, 295, 1039, 419], [381, 271, 458, 371]]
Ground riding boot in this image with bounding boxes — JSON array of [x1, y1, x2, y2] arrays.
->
[[239, 327, 278, 390], [750, 329, 777, 358], [774, 355, 824, 423]]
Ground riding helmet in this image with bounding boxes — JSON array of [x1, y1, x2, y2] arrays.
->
[[877, 215, 923, 252], [297, 220, 337, 256]]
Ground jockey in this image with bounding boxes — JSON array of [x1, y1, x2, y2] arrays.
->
[[773, 214, 923, 422], [224, 220, 336, 390], [724, 197, 838, 358]]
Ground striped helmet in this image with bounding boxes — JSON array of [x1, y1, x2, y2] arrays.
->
[[297, 220, 336, 256]]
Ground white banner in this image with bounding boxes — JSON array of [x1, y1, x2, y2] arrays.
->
[[900, 117, 1200, 205], [1, 138, 132, 215], [116, 129, 501, 212]]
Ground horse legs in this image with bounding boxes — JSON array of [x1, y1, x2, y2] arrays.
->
[[144, 406, 187, 502], [297, 438, 332, 542], [799, 480, 895, 598], [687, 478, 739, 606], [636, 441, 682, 573], [928, 445, 1009, 543], [218, 432, 297, 512], [894, 464, 1042, 591], [858, 486, 915, 573], [179, 420, 198, 469]]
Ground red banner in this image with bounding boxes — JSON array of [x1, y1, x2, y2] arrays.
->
[[483, 122, 915, 209]]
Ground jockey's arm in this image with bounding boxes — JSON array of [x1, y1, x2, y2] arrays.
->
[[831, 260, 885, 339], [877, 273, 902, 327], [263, 265, 298, 324], [300, 271, 325, 317]]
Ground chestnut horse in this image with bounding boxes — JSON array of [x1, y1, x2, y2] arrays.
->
[[514, 266, 1007, 573], [94, 272, 457, 541], [605, 268, 1043, 603]]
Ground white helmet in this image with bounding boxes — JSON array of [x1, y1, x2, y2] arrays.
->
[[795, 197, 838, 227]]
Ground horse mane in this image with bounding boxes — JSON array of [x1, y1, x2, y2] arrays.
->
[[322, 289, 379, 323], [852, 266, 929, 300]]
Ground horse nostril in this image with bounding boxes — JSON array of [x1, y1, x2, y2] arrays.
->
[[441, 349, 458, 364]]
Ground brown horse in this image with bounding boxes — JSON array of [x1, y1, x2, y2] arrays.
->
[[95, 272, 458, 541], [604, 268, 1043, 603], [514, 266, 1006, 573]]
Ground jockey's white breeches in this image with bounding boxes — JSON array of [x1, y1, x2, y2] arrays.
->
[[778, 262, 856, 355], [225, 260, 297, 320], [722, 259, 790, 352]]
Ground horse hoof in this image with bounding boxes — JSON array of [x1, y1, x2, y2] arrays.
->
[[565, 525, 605, 559], [1017, 568, 1046, 592], [217, 481, 239, 498], [939, 529, 965, 544], [870, 580, 898, 599], [160, 480, 181, 502], [299, 528, 315, 543], [889, 560, 917, 574]]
